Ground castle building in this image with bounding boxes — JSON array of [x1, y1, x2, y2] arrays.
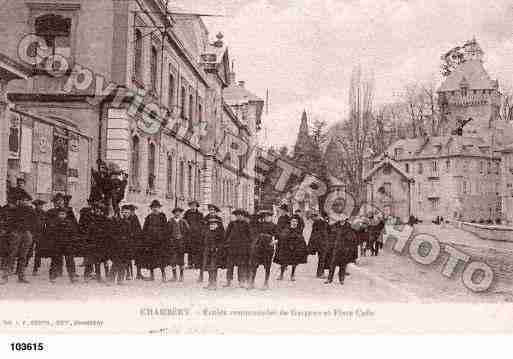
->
[[365, 39, 512, 223], [0, 0, 262, 220]]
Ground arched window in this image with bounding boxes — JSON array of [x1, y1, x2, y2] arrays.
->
[[148, 142, 156, 190], [133, 29, 143, 82], [189, 94, 194, 122], [180, 86, 187, 119], [150, 46, 158, 93], [166, 154, 173, 196], [130, 136, 140, 187]]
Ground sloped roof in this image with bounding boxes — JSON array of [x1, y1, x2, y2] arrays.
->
[[364, 156, 413, 182], [223, 82, 263, 105], [438, 60, 496, 92], [377, 135, 493, 161]]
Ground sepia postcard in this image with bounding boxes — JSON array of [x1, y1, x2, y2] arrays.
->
[[0, 0, 513, 339]]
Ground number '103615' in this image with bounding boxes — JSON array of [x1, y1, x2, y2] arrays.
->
[[10, 342, 44, 351]]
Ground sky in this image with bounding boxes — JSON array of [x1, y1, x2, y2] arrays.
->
[[173, 0, 513, 149]]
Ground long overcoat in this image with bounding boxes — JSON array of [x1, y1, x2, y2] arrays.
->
[[274, 226, 308, 266], [141, 212, 168, 269], [328, 221, 357, 267], [202, 226, 225, 271], [224, 219, 251, 266]]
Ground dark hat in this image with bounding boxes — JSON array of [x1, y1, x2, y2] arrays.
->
[[207, 204, 220, 212], [279, 203, 289, 211], [52, 193, 64, 202], [172, 207, 184, 214], [121, 204, 132, 211], [232, 209, 244, 216], [149, 199, 162, 208], [16, 177, 25, 183], [32, 199, 46, 206], [188, 200, 199, 207], [63, 194, 72, 200]]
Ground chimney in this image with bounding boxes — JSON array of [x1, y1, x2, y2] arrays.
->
[[238, 81, 245, 88]]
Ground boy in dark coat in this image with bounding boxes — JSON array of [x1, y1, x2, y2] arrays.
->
[[198, 204, 224, 282], [248, 211, 276, 290], [183, 200, 203, 269], [46, 208, 78, 283], [84, 204, 110, 282], [167, 207, 189, 282], [107, 206, 134, 285], [224, 209, 251, 288], [141, 200, 168, 282], [275, 215, 308, 281], [202, 218, 224, 290], [325, 215, 356, 285]]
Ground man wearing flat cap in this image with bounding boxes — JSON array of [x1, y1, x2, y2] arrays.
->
[[167, 207, 189, 282]]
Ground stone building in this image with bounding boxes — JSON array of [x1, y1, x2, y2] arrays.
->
[[0, 0, 262, 221], [365, 39, 511, 222]]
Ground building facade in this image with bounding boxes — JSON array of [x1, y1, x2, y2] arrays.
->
[[0, 0, 262, 221], [365, 39, 510, 223]]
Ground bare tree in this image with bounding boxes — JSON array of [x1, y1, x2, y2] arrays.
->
[[332, 66, 375, 207]]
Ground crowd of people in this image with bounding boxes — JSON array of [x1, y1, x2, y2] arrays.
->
[[0, 187, 387, 290]]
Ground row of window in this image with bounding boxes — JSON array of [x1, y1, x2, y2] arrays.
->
[[130, 136, 201, 200], [404, 159, 500, 175], [133, 29, 203, 123], [212, 168, 239, 208]]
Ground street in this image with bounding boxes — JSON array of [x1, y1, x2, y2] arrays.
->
[[0, 224, 511, 303]]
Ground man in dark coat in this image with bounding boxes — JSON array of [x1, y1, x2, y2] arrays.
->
[[202, 217, 224, 290], [167, 207, 189, 282], [325, 215, 356, 285], [224, 209, 252, 288], [31, 199, 47, 276], [183, 200, 203, 269], [141, 200, 168, 282], [275, 215, 308, 281], [308, 211, 329, 278], [46, 207, 78, 283], [248, 211, 277, 290], [0, 192, 38, 284], [47, 193, 79, 278]]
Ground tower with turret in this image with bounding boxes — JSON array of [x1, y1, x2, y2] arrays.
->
[[437, 39, 500, 139]]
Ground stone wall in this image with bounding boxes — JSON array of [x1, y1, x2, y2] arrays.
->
[[453, 221, 513, 242]]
